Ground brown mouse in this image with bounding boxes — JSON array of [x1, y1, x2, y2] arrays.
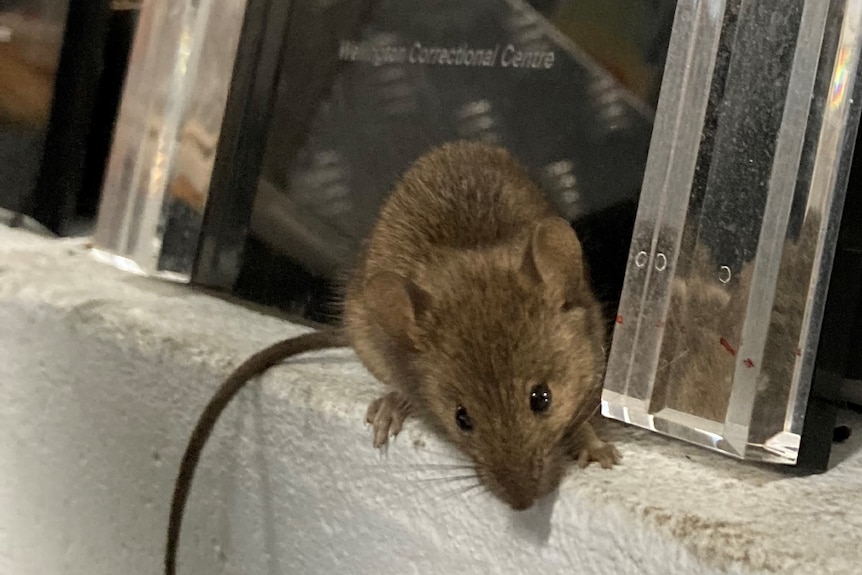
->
[[345, 141, 620, 502], [165, 141, 619, 575]]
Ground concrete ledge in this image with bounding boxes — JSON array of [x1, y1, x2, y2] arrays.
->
[[1, 224, 861, 575]]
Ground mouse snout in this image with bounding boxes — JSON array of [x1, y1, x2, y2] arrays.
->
[[493, 469, 541, 511], [484, 451, 565, 511], [506, 492, 537, 511]]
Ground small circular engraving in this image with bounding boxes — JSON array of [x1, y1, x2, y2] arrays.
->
[[719, 265, 732, 284], [635, 251, 648, 268], [654, 252, 667, 271]]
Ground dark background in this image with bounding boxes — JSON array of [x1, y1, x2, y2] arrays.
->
[[193, 0, 678, 324]]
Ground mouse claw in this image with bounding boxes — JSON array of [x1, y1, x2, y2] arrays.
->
[[365, 391, 412, 449]]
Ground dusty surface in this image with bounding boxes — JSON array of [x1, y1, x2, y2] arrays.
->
[[1, 224, 860, 574]]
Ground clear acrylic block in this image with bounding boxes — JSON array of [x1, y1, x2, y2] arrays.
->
[[91, 0, 248, 279], [601, 0, 862, 465]]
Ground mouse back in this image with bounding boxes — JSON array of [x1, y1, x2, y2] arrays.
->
[[359, 140, 556, 278]]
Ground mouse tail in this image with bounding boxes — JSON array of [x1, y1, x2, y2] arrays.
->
[[164, 328, 349, 575]]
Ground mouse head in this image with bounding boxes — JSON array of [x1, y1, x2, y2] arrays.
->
[[366, 217, 605, 510]]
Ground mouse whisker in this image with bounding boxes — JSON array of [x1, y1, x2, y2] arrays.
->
[[465, 486, 490, 507], [364, 467, 477, 483], [409, 463, 475, 469], [461, 483, 486, 498], [360, 462, 474, 471], [436, 481, 483, 503], [409, 467, 476, 476], [414, 473, 478, 484], [567, 381, 605, 431], [413, 449, 472, 463], [396, 476, 479, 502]]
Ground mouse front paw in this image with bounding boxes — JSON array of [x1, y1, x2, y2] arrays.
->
[[577, 440, 622, 469], [365, 390, 412, 448], [569, 422, 622, 469]]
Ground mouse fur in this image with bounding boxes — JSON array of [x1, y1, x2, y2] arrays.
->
[[344, 140, 620, 510]]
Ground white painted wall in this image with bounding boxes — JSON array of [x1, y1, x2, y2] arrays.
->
[[1, 225, 861, 575]]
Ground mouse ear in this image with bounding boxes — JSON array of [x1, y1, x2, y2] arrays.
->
[[522, 216, 586, 309], [364, 271, 429, 349]]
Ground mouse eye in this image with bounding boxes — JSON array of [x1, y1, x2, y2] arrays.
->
[[455, 405, 474, 432], [530, 383, 552, 413]]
